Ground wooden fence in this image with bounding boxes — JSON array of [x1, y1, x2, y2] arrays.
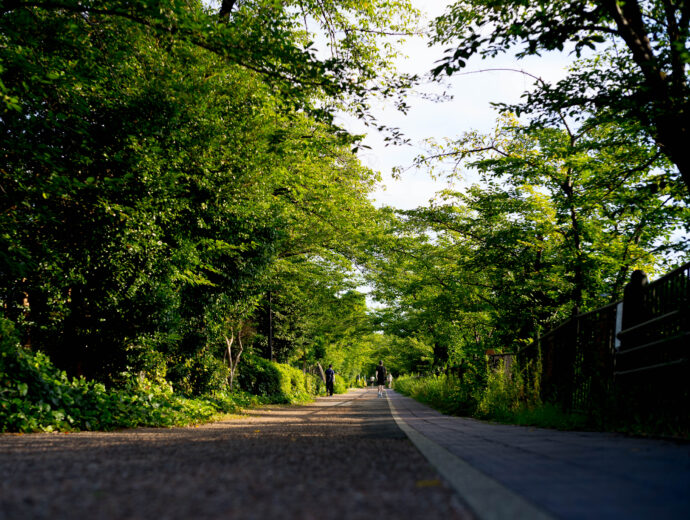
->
[[518, 261, 690, 414], [615, 262, 690, 378]]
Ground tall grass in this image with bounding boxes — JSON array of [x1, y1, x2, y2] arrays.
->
[[395, 374, 476, 416], [395, 361, 589, 431]]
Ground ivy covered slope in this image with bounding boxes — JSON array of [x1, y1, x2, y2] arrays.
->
[[0, 318, 247, 432], [1, 318, 332, 432], [0, 0, 416, 432]]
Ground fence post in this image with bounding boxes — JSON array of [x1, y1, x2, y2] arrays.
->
[[621, 270, 648, 342]]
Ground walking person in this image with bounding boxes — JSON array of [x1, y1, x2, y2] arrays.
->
[[325, 364, 335, 396], [376, 360, 386, 398]]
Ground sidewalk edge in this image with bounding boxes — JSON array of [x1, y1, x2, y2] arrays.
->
[[385, 390, 554, 520]]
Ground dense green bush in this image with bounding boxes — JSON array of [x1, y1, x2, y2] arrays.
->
[[167, 352, 231, 396], [237, 355, 322, 403], [0, 316, 345, 433], [0, 318, 249, 432], [333, 377, 349, 394]]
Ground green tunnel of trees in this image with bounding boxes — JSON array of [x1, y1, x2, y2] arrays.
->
[[1, 0, 689, 430]]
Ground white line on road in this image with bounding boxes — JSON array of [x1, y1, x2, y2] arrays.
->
[[385, 390, 554, 520]]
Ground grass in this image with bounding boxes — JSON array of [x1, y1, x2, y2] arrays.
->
[[393, 372, 689, 438]]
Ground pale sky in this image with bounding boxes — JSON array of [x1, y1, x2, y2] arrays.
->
[[339, 1, 576, 210]]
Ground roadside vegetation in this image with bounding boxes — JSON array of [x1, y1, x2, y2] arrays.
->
[[395, 372, 589, 432], [395, 368, 689, 439], [1, 318, 339, 433], [2, 1, 689, 434], [0, 1, 411, 432]]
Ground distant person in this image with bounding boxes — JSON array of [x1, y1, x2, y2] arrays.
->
[[387, 372, 393, 388], [325, 364, 335, 396], [376, 360, 387, 398]]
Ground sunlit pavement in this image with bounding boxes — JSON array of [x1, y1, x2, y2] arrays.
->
[[386, 389, 690, 520]]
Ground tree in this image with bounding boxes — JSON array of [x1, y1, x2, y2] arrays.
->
[[1, 0, 419, 129], [432, 0, 690, 194], [365, 114, 689, 370], [364, 207, 495, 368], [0, 0, 395, 390], [417, 115, 689, 310]]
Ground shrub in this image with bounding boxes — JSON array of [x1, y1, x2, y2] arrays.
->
[[395, 373, 477, 416], [395, 361, 591, 431], [237, 355, 319, 403], [475, 368, 522, 421], [168, 352, 230, 396], [0, 317, 247, 432], [0, 318, 339, 433], [333, 377, 348, 394]]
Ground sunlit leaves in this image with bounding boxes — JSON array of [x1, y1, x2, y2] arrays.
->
[[432, 0, 690, 194], [0, 0, 389, 389]]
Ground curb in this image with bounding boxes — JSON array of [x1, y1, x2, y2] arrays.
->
[[385, 390, 554, 520]]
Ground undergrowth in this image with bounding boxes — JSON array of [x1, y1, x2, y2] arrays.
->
[[395, 366, 688, 438], [395, 366, 590, 432], [0, 319, 323, 433]]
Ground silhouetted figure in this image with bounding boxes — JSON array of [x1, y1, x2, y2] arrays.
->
[[376, 360, 387, 398], [325, 364, 335, 396]]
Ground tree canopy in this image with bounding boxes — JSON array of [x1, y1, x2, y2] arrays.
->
[[0, 0, 415, 389], [1, 0, 688, 413], [432, 0, 690, 195]]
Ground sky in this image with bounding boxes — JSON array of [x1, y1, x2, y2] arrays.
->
[[338, 1, 576, 210]]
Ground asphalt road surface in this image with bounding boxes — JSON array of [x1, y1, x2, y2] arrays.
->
[[3, 387, 688, 520], [0, 388, 470, 520]]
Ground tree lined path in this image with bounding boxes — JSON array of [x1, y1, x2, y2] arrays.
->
[[4, 387, 689, 520], [0, 389, 469, 520], [387, 391, 690, 519]]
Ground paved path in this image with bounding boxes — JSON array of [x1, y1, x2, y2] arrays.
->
[[387, 389, 690, 520], [2, 388, 688, 520], [0, 388, 469, 520]]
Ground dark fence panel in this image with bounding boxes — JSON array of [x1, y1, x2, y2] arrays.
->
[[537, 319, 576, 409], [519, 261, 689, 416], [523, 303, 618, 413], [616, 262, 690, 379], [571, 302, 618, 411]]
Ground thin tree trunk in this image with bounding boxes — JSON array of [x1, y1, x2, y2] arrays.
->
[[225, 329, 243, 392]]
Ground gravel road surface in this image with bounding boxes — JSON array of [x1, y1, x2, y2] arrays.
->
[[0, 388, 470, 520]]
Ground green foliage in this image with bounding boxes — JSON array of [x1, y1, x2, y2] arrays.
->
[[237, 355, 321, 403], [476, 363, 538, 422], [167, 352, 231, 396], [4, 0, 687, 438], [0, 317, 249, 432], [395, 366, 588, 430], [395, 374, 477, 416], [369, 114, 688, 377], [472, 362, 590, 430], [333, 378, 349, 395], [432, 0, 690, 194], [0, 0, 395, 395]]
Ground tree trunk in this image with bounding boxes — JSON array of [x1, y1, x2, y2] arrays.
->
[[562, 175, 585, 309], [601, 0, 690, 196], [218, 0, 237, 21], [225, 330, 243, 392], [655, 121, 690, 196]]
